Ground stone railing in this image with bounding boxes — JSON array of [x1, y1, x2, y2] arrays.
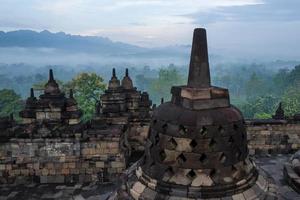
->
[[0, 136, 126, 184], [246, 119, 300, 155]]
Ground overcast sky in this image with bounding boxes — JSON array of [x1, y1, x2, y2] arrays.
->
[[0, 0, 299, 59]]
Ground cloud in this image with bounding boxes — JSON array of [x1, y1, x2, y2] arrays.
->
[[0, 0, 299, 61], [189, 0, 300, 24]]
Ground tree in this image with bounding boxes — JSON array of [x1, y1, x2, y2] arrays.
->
[[288, 65, 300, 85], [149, 68, 186, 104], [0, 89, 23, 120], [272, 68, 290, 96], [65, 73, 106, 121], [281, 83, 300, 116], [245, 72, 267, 100], [135, 74, 153, 92], [238, 95, 279, 119]]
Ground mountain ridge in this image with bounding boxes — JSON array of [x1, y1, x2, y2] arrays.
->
[[0, 29, 147, 55]]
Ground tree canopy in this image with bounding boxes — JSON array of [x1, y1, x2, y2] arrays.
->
[[0, 89, 23, 120], [65, 73, 106, 121]]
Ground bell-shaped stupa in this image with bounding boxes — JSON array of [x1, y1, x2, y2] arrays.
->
[[113, 28, 277, 200]]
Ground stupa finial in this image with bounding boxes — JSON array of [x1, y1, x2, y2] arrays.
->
[[112, 68, 116, 78], [69, 89, 74, 99], [49, 69, 54, 82], [30, 88, 35, 98], [187, 28, 211, 88]]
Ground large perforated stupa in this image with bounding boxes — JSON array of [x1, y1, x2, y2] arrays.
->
[[112, 28, 277, 200]]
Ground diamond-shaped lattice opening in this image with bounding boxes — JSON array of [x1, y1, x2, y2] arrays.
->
[[231, 165, 239, 178], [165, 167, 174, 176], [155, 134, 160, 144], [177, 153, 187, 164], [142, 158, 147, 165], [149, 141, 154, 148], [179, 125, 187, 135], [228, 136, 234, 145], [241, 133, 245, 140], [210, 169, 216, 178], [209, 138, 217, 147], [160, 150, 167, 161], [231, 165, 238, 172], [233, 124, 239, 131], [219, 153, 227, 164], [235, 149, 242, 160], [218, 126, 225, 134], [162, 123, 168, 132], [168, 138, 178, 149], [150, 161, 155, 167], [200, 127, 207, 136], [199, 153, 207, 163], [186, 170, 197, 180], [190, 139, 198, 148]]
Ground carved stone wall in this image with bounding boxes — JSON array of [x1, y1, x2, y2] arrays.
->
[[0, 136, 125, 184], [246, 120, 300, 155]]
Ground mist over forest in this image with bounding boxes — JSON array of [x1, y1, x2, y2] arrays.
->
[[0, 30, 300, 120]]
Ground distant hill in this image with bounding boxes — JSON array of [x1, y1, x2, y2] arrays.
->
[[0, 30, 193, 66], [1, 30, 297, 67], [0, 30, 147, 55]]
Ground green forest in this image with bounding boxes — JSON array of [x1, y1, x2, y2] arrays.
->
[[0, 62, 300, 121]]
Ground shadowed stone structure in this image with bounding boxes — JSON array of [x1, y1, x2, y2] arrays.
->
[[284, 151, 300, 194], [19, 69, 82, 126], [272, 102, 285, 120], [93, 68, 152, 161], [0, 69, 127, 185], [112, 28, 277, 199]]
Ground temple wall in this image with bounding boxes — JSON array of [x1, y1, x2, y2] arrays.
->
[[246, 120, 300, 155], [0, 137, 126, 184], [3, 119, 300, 185]]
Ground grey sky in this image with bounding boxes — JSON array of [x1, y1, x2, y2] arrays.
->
[[0, 0, 299, 59]]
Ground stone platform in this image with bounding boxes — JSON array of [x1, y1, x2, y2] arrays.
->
[[0, 155, 299, 200], [0, 182, 118, 200], [255, 155, 300, 199]]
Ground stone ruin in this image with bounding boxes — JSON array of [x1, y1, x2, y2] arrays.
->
[[0, 68, 152, 185], [94, 68, 152, 161], [21, 69, 81, 124], [113, 28, 277, 199], [2, 28, 300, 198]]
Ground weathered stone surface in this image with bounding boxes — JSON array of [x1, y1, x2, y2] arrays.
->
[[112, 28, 277, 200], [246, 120, 300, 155]]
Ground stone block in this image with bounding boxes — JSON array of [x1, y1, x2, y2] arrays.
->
[[96, 161, 105, 168], [232, 193, 245, 200], [62, 168, 70, 175], [49, 169, 56, 175], [21, 169, 29, 176], [36, 112, 46, 120], [14, 169, 21, 175], [111, 161, 124, 168], [6, 164, 12, 170], [69, 162, 76, 169], [70, 168, 80, 174], [42, 168, 49, 176], [0, 164, 5, 170]]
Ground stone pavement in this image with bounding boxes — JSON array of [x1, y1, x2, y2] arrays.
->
[[255, 154, 300, 200], [0, 155, 300, 200], [0, 182, 117, 200]]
